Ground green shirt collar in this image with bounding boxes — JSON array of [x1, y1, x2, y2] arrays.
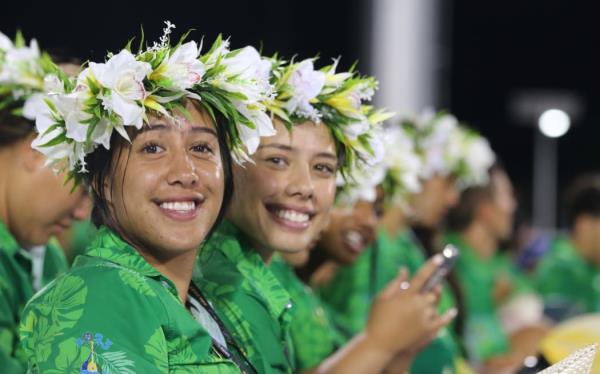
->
[[213, 220, 293, 320], [75, 226, 161, 277]]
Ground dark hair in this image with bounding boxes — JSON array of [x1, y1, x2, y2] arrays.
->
[[0, 106, 34, 146], [85, 102, 234, 243], [446, 163, 506, 232], [564, 174, 600, 229]]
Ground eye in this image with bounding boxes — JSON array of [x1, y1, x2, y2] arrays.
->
[[267, 157, 286, 166], [142, 143, 164, 154], [314, 163, 335, 175], [191, 143, 214, 154]]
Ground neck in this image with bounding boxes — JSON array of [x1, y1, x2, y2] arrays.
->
[[139, 247, 198, 303], [461, 222, 497, 260], [253, 241, 274, 264], [570, 233, 594, 263], [380, 206, 407, 238]]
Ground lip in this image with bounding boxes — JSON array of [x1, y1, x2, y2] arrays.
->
[[265, 202, 316, 233], [153, 195, 205, 222]]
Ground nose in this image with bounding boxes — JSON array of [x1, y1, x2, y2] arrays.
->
[[285, 164, 314, 200], [167, 149, 199, 188]]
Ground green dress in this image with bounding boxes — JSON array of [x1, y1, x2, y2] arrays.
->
[[534, 235, 600, 318], [197, 220, 295, 374], [0, 220, 68, 373], [270, 256, 344, 371], [318, 228, 459, 374], [446, 232, 511, 362], [19, 226, 241, 373]]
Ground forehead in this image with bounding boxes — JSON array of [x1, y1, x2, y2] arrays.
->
[[145, 104, 216, 132], [261, 120, 337, 154]]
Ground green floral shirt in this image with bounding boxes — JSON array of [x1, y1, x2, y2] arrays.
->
[[0, 220, 68, 373], [19, 226, 240, 373], [534, 235, 600, 318], [270, 256, 344, 371], [318, 228, 459, 374], [197, 221, 294, 374], [446, 232, 511, 362]]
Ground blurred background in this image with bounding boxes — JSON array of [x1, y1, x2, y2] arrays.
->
[[2, 0, 598, 231]]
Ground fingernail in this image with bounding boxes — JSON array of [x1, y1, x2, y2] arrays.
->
[[433, 255, 443, 265], [448, 308, 458, 318]]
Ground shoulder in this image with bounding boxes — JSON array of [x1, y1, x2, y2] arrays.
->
[[19, 266, 172, 372]]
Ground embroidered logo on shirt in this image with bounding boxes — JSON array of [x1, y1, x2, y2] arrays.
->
[[77, 332, 113, 373]]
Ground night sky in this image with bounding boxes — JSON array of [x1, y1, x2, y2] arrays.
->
[[2, 0, 596, 227]]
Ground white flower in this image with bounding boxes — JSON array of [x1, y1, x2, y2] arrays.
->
[[22, 74, 66, 120], [90, 118, 113, 150], [343, 119, 370, 140], [0, 32, 13, 51], [284, 60, 325, 121], [217, 46, 273, 105], [337, 161, 386, 205], [22, 93, 46, 120], [160, 41, 205, 90], [460, 136, 496, 187], [57, 91, 92, 142], [0, 39, 42, 88], [235, 102, 276, 155], [31, 103, 72, 165], [203, 38, 230, 68], [223, 46, 271, 83], [90, 49, 152, 129]]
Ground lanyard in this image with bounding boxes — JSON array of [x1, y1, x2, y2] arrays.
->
[[188, 283, 258, 374]]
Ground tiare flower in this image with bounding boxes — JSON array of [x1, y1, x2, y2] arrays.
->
[[90, 49, 152, 129]]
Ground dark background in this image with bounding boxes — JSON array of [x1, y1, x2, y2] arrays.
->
[[2, 0, 597, 227]]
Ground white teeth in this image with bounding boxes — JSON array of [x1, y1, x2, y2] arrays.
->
[[275, 209, 309, 223], [346, 230, 364, 247], [160, 201, 196, 212]]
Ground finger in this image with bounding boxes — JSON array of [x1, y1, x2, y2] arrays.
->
[[381, 267, 409, 298], [431, 286, 442, 304], [410, 255, 443, 292], [421, 291, 436, 305], [430, 308, 458, 332]]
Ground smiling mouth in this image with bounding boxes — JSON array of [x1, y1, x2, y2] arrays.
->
[[265, 204, 315, 231], [344, 229, 368, 253], [155, 197, 204, 221]]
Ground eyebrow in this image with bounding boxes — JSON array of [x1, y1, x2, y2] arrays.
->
[[140, 123, 218, 137], [258, 143, 338, 161]]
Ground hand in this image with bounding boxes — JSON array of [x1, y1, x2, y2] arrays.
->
[[364, 255, 457, 357]]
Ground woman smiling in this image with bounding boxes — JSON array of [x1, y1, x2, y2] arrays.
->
[[197, 57, 454, 373], [19, 24, 274, 373]]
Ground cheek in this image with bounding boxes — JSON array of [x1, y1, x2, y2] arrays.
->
[[233, 166, 285, 208], [315, 179, 337, 208]]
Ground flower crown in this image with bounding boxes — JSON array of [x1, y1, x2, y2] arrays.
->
[[401, 109, 495, 188], [267, 57, 393, 175], [0, 30, 63, 121], [31, 22, 275, 185], [334, 125, 423, 208], [379, 124, 422, 206]]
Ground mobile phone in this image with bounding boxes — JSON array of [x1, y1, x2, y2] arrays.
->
[[420, 244, 459, 293]]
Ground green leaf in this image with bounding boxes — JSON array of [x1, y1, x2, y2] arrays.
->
[[118, 269, 157, 297], [144, 328, 168, 373]]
